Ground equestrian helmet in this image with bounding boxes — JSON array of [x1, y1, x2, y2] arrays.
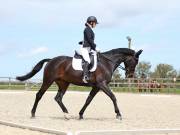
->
[[87, 16, 99, 24]]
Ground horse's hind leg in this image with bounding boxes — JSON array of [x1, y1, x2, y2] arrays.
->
[[54, 81, 69, 115], [31, 79, 53, 118]]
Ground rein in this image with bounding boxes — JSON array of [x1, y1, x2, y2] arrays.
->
[[99, 53, 126, 71]]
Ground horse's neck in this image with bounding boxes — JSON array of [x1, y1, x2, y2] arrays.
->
[[100, 53, 125, 72], [110, 54, 125, 71]]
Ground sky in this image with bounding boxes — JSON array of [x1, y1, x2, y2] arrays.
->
[[0, 0, 180, 79]]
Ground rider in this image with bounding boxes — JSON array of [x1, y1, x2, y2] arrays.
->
[[80, 16, 98, 82]]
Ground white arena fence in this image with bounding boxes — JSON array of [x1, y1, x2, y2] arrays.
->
[[0, 120, 70, 135], [75, 129, 180, 135], [1, 118, 180, 135], [0, 77, 179, 93]]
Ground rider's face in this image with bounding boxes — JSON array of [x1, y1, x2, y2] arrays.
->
[[91, 22, 96, 28]]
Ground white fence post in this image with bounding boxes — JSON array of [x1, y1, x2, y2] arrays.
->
[[8, 77, 11, 90]]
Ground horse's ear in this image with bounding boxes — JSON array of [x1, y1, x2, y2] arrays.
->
[[135, 49, 143, 58]]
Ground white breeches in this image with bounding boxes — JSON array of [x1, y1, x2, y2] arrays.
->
[[80, 47, 91, 64]]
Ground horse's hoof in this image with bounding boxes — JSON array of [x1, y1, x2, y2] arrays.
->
[[116, 115, 122, 120], [31, 115, 35, 119], [31, 116, 35, 119], [79, 115, 83, 120], [64, 113, 70, 120], [31, 112, 35, 118]]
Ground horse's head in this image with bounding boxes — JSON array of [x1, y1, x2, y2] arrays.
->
[[124, 49, 143, 78]]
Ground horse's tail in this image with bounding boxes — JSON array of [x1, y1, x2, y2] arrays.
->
[[16, 59, 51, 81]]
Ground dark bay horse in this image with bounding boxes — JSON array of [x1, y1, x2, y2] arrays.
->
[[16, 48, 142, 120]]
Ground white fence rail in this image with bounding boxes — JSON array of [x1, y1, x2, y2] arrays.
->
[[0, 77, 179, 93]]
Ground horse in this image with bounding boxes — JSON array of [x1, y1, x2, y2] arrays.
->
[[16, 48, 142, 120]]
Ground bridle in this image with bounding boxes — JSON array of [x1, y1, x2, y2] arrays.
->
[[99, 53, 126, 71]]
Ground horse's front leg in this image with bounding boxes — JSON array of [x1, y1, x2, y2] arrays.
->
[[79, 87, 99, 119], [98, 81, 122, 120]]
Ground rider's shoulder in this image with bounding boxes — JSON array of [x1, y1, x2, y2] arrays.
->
[[84, 26, 91, 33]]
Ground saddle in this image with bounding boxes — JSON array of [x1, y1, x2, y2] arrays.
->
[[72, 50, 97, 72]]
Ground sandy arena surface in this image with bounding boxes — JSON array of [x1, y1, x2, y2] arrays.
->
[[0, 90, 180, 134]]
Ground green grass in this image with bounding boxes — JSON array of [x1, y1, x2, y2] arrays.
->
[[0, 85, 25, 90], [0, 84, 180, 94], [29, 85, 92, 91]]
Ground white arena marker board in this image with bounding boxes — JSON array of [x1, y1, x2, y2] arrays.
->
[[0, 120, 69, 135], [75, 129, 180, 135]]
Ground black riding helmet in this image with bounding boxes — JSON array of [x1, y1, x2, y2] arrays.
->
[[87, 16, 99, 24]]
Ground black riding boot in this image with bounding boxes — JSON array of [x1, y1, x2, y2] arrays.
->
[[82, 61, 90, 83]]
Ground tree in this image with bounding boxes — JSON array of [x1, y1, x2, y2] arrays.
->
[[176, 70, 180, 78], [167, 70, 177, 78], [135, 61, 151, 78], [151, 64, 176, 78]]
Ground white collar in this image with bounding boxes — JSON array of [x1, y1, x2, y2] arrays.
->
[[86, 23, 93, 30]]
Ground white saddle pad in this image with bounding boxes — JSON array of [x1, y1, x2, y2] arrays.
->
[[72, 51, 97, 72]]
